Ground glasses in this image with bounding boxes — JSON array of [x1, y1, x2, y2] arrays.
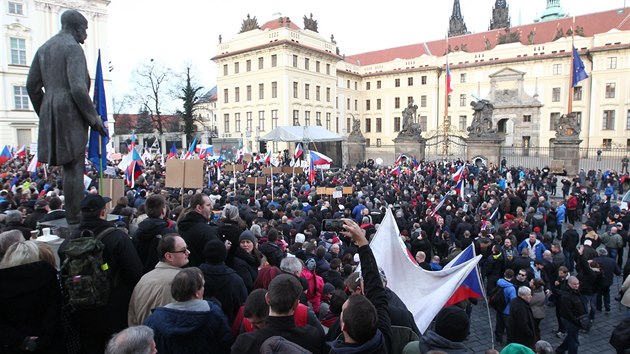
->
[[170, 247, 189, 254], [518, 273, 527, 276]]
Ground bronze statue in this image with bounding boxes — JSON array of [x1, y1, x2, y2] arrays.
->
[[27, 10, 107, 224], [239, 14, 259, 33], [554, 113, 581, 139], [303, 13, 318, 32], [467, 99, 497, 137]]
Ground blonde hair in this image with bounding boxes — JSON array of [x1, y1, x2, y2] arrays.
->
[[37, 243, 57, 269], [0, 241, 40, 269]]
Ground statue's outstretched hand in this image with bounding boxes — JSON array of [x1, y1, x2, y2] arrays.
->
[[92, 119, 107, 137]]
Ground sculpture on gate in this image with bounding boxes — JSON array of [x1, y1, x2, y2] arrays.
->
[[468, 99, 497, 138]]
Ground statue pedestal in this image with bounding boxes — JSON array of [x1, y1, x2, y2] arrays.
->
[[552, 138, 582, 176], [466, 137, 503, 166], [344, 134, 366, 168], [393, 135, 426, 161]]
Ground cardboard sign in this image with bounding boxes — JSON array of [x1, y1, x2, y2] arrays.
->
[[101, 178, 124, 211], [225, 164, 245, 172], [165, 159, 204, 189], [282, 167, 304, 174], [246, 177, 266, 185]]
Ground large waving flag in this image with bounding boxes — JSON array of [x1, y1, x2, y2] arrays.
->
[[0, 146, 12, 165], [572, 46, 588, 87], [183, 137, 197, 160], [444, 245, 485, 306], [294, 142, 304, 160], [124, 149, 143, 188], [430, 195, 448, 217], [367, 208, 481, 333], [15, 145, 26, 158], [452, 165, 465, 182], [87, 49, 109, 174]]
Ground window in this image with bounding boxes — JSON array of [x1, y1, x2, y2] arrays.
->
[[627, 110, 630, 130], [460, 73, 467, 83], [408, 77, 413, 86], [376, 118, 382, 132], [271, 54, 277, 67], [13, 86, 28, 110], [247, 85, 252, 101], [552, 64, 562, 75], [301, 58, 308, 70], [8, 2, 24, 15], [346, 98, 350, 110], [420, 95, 427, 108], [366, 82, 371, 90], [603, 139, 612, 150], [346, 118, 351, 133], [223, 88, 228, 103], [316, 86, 320, 101], [552, 87, 561, 102], [223, 114, 230, 133], [326, 63, 330, 75], [326, 88, 331, 102], [376, 138, 381, 147], [246, 60, 251, 72], [271, 82, 277, 98], [10, 38, 26, 65], [603, 110, 615, 130], [354, 82, 358, 90], [366, 100, 371, 111], [293, 109, 300, 127], [550, 112, 560, 130], [346, 80, 350, 89], [460, 94, 466, 107], [365, 118, 371, 133], [574, 111, 582, 128], [394, 117, 401, 132], [459, 115, 467, 131], [421, 76, 427, 85], [316, 61, 320, 72], [258, 57, 263, 69], [395, 78, 400, 87], [407, 96, 413, 105], [573, 86, 582, 101], [272, 110, 278, 129], [377, 80, 382, 89], [326, 113, 331, 130], [223, 64, 228, 76], [292, 55, 298, 67], [395, 97, 400, 109], [316, 112, 321, 126], [258, 111, 265, 131], [234, 62, 239, 74], [376, 99, 381, 110], [419, 116, 427, 132], [304, 111, 310, 125], [234, 87, 240, 102], [523, 115, 532, 123], [336, 116, 339, 133], [605, 83, 616, 98], [366, 139, 371, 147], [523, 136, 531, 149], [235, 113, 241, 132], [354, 100, 358, 111], [258, 83, 264, 99], [293, 82, 298, 98], [246, 112, 253, 131], [305, 84, 310, 100], [606, 57, 617, 69]]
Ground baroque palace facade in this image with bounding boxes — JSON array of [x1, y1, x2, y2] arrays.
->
[[212, 2, 630, 158], [0, 0, 112, 148]]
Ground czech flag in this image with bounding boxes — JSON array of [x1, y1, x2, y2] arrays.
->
[[124, 149, 143, 188], [0, 146, 12, 165], [430, 195, 447, 217], [183, 137, 197, 160], [444, 245, 484, 306], [390, 165, 401, 176], [200, 146, 213, 159], [446, 62, 453, 95], [167, 143, 178, 159], [294, 142, 304, 160], [15, 145, 26, 158], [129, 130, 136, 152], [308, 151, 332, 183], [452, 165, 465, 182], [264, 150, 272, 165]]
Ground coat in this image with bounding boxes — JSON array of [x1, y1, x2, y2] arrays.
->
[[199, 262, 248, 325], [134, 217, 177, 274], [232, 247, 260, 292], [26, 31, 100, 165], [177, 211, 219, 267], [508, 297, 536, 349], [128, 262, 181, 326], [231, 315, 324, 354]]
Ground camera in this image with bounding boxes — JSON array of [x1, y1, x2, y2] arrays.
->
[[322, 219, 345, 232]]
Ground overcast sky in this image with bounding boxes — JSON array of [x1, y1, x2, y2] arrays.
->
[[106, 0, 626, 111]]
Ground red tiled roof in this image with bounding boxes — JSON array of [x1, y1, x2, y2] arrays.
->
[[346, 8, 630, 66], [114, 114, 180, 126], [260, 17, 301, 31]]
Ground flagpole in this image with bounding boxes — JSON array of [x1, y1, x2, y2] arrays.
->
[[98, 134, 103, 195], [233, 164, 237, 193], [444, 34, 450, 157], [270, 166, 274, 202], [568, 16, 575, 114]]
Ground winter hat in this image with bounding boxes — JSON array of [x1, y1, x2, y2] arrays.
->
[[250, 224, 262, 238], [584, 239, 593, 247], [239, 230, 257, 245], [203, 238, 227, 264], [295, 233, 306, 244], [500, 343, 535, 354], [434, 306, 470, 342], [323, 283, 335, 295]]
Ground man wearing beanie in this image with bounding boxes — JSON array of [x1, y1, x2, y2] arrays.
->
[[402, 306, 471, 353], [199, 238, 247, 325]]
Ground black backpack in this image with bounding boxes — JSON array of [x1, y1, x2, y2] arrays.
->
[[610, 318, 630, 352], [60, 227, 116, 310], [488, 285, 507, 311]]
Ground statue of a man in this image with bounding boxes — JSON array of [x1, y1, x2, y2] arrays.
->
[[27, 10, 107, 224]]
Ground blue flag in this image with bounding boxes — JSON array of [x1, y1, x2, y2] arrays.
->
[[87, 49, 109, 173], [572, 46, 588, 87]]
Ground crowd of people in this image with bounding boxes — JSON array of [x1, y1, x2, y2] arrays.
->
[[1, 154, 630, 354]]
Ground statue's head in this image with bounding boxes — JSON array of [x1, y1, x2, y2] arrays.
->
[[61, 10, 88, 44]]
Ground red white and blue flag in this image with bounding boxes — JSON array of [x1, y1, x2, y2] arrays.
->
[[15, 145, 26, 158], [444, 244, 484, 306], [452, 165, 465, 182], [446, 63, 453, 95], [167, 143, 178, 159], [390, 165, 401, 176], [125, 149, 143, 188], [183, 137, 197, 160], [294, 142, 304, 160], [129, 131, 136, 152], [308, 151, 332, 182], [430, 195, 448, 217], [0, 146, 12, 165]]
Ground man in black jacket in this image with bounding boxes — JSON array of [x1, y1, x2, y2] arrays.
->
[[134, 194, 177, 274], [177, 194, 219, 267], [508, 286, 536, 349], [561, 224, 580, 272], [556, 276, 585, 354]]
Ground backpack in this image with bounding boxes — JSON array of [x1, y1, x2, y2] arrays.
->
[[60, 227, 116, 310], [488, 285, 507, 311], [610, 318, 630, 352]]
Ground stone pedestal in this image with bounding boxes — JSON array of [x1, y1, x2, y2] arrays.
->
[[393, 136, 426, 161], [344, 135, 366, 168], [466, 137, 503, 166], [552, 138, 582, 176]]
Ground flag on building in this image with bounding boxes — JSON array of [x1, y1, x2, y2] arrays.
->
[[572, 46, 588, 87], [446, 62, 453, 95], [294, 142, 304, 160], [443, 245, 485, 306], [124, 149, 143, 188], [0, 146, 12, 165], [15, 145, 26, 158], [183, 137, 197, 160], [167, 143, 178, 159], [87, 49, 109, 173]]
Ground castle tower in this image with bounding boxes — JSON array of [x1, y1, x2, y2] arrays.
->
[[448, 0, 469, 37], [490, 0, 511, 30]]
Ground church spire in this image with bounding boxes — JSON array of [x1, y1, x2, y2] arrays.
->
[[448, 0, 469, 37], [490, 0, 511, 30]]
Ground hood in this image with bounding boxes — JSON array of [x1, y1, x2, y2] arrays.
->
[[177, 211, 207, 232], [136, 217, 170, 241], [328, 328, 384, 354], [149, 307, 216, 335], [420, 331, 470, 352], [199, 263, 238, 293], [497, 278, 513, 288], [0, 261, 58, 299]]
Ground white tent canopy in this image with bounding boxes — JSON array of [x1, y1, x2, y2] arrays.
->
[[258, 126, 345, 143]]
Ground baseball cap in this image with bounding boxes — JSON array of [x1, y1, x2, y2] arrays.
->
[[80, 194, 112, 212], [35, 199, 49, 209]]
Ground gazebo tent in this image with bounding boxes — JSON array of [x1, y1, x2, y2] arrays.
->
[[258, 126, 345, 143]]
